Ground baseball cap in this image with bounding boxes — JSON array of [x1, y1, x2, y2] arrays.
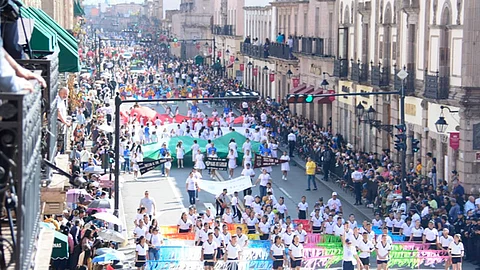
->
[[332, 192, 338, 196], [345, 239, 352, 244]]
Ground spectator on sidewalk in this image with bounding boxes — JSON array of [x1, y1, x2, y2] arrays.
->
[[305, 157, 317, 191]]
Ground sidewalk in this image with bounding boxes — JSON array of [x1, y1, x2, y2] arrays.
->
[[278, 145, 375, 221]]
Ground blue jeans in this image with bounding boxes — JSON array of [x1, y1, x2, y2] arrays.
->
[[123, 157, 130, 172], [187, 190, 196, 205], [307, 175, 317, 189], [259, 185, 267, 198]]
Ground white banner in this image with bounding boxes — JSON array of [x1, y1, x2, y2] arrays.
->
[[198, 176, 252, 195]]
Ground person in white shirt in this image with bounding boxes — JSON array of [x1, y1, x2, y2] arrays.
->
[[347, 214, 358, 229], [409, 219, 424, 242], [288, 235, 303, 270], [294, 224, 308, 244], [310, 208, 323, 234], [376, 234, 391, 270], [177, 212, 193, 233], [254, 169, 271, 199], [191, 140, 200, 162], [287, 131, 296, 157], [134, 219, 148, 239], [423, 220, 439, 248], [258, 215, 271, 240], [243, 191, 255, 208], [333, 217, 345, 237], [372, 212, 384, 228], [392, 213, 404, 234], [448, 234, 464, 268], [327, 192, 342, 213], [201, 232, 218, 269], [213, 227, 225, 260], [222, 207, 234, 224], [280, 151, 290, 180], [224, 235, 241, 267], [139, 191, 156, 218], [186, 172, 198, 206], [270, 235, 286, 270], [241, 163, 255, 197], [342, 235, 363, 270], [400, 218, 413, 241], [438, 228, 454, 252], [282, 226, 294, 247], [297, 196, 309, 220], [147, 227, 163, 262], [357, 232, 374, 269], [376, 227, 393, 245], [323, 215, 335, 235], [274, 197, 288, 220], [135, 236, 149, 269], [230, 192, 240, 222]]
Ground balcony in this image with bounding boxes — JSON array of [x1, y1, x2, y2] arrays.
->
[[333, 59, 349, 78], [212, 25, 235, 36], [350, 60, 368, 83], [290, 36, 330, 57], [394, 67, 415, 95], [240, 42, 266, 59], [0, 88, 43, 269], [370, 64, 390, 87], [424, 71, 449, 99], [269, 42, 296, 60]]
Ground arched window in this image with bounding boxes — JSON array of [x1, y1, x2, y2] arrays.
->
[[439, 5, 451, 76], [382, 3, 393, 66]]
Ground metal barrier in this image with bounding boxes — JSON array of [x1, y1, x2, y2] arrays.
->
[[0, 89, 43, 269]]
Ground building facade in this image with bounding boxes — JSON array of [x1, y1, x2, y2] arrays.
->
[[331, 0, 480, 191], [41, 0, 75, 29]]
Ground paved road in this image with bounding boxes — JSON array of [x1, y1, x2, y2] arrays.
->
[[118, 99, 480, 270]]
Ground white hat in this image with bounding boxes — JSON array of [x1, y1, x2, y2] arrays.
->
[[332, 192, 338, 196]]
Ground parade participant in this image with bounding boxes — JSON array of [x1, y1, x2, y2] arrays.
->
[[410, 219, 424, 242], [224, 235, 240, 270], [222, 207, 234, 224], [191, 140, 200, 163], [241, 163, 255, 197], [342, 235, 363, 270], [280, 151, 290, 181], [139, 191, 156, 219], [177, 212, 193, 233], [294, 224, 308, 244], [297, 196, 309, 220], [423, 220, 439, 249], [258, 215, 271, 240], [270, 235, 286, 270], [274, 197, 288, 220], [439, 228, 454, 270], [375, 234, 391, 270], [147, 227, 162, 263], [227, 149, 237, 179], [448, 234, 464, 270], [288, 235, 303, 270], [357, 232, 374, 270], [201, 232, 217, 270], [400, 217, 413, 241], [176, 141, 185, 168], [186, 171, 198, 205], [215, 189, 228, 217], [164, 152, 172, 177], [243, 149, 252, 168], [194, 149, 206, 174], [243, 210, 259, 234], [135, 236, 149, 270], [282, 226, 294, 247], [254, 169, 271, 199]]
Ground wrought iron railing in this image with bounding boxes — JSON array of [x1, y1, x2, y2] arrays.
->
[[240, 42, 266, 59], [424, 71, 449, 99], [351, 61, 368, 83], [333, 59, 348, 77], [371, 64, 390, 87], [212, 25, 235, 36], [0, 88, 42, 270], [269, 42, 296, 60]]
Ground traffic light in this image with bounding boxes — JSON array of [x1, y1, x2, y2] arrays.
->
[[394, 133, 407, 151], [411, 139, 420, 153], [395, 124, 406, 133], [286, 94, 314, 103], [173, 37, 178, 42]]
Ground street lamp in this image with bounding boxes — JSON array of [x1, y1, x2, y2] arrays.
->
[[366, 106, 376, 122], [356, 102, 365, 119], [396, 68, 408, 198], [263, 66, 269, 71], [286, 69, 293, 79], [435, 106, 459, 133]]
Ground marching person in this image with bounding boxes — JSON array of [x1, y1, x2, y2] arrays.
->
[[280, 151, 290, 181], [341, 235, 363, 270], [177, 212, 193, 233], [135, 236, 149, 270], [288, 235, 303, 270], [287, 130, 296, 157], [201, 232, 218, 270], [357, 232, 374, 270], [448, 234, 464, 270], [254, 168, 271, 199], [375, 234, 391, 270], [224, 235, 241, 270], [241, 163, 255, 197], [216, 189, 228, 217], [186, 171, 198, 205], [270, 235, 286, 270], [227, 149, 237, 179], [176, 141, 185, 168]]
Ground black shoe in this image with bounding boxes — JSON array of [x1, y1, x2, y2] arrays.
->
[[354, 203, 358, 205], [313, 188, 318, 191], [306, 189, 311, 191], [359, 203, 363, 205]]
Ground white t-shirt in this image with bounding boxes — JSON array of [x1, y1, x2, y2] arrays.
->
[[333, 224, 344, 236], [411, 226, 424, 238], [149, 233, 162, 247], [376, 242, 392, 260], [327, 198, 342, 211], [244, 195, 254, 207], [311, 215, 323, 227], [226, 243, 240, 259], [401, 223, 413, 237], [324, 221, 335, 234], [357, 239, 374, 258], [448, 241, 464, 255], [258, 222, 271, 234], [298, 202, 308, 211], [289, 243, 303, 258], [343, 244, 357, 264], [294, 230, 307, 243], [134, 226, 147, 238], [139, 197, 156, 215], [258, 173, 271, 186], [423, 228, 438, 241], [237, 234, 248, 248], [282, 232, 294, 246], [271, 243, 285, 256], [439, 235, 453, 248], [177, 218, 192, 230], [136, 243, 148, 256], [274, 203, 288, 214], [186, 177, 196, 190], [202, 240, 218, 254]]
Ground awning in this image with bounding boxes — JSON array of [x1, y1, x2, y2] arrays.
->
[[24, 7, 80, 72], [74, 0, 85, 17], [291, 83, 307, 94], [51, 230, 69, 260], [316, 89, 336, 104], [20, 8, 56, 52], [299, 85, 315, 94]]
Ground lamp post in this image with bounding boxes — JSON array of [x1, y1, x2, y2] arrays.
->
[[247, 61, 253, 90], [263, 66, 269, 96], [397, 69, 408, 198], [435, 106, 459, 133]]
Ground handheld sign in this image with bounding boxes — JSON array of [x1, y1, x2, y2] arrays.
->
[[205, 157, 228, 171], [138, 158, 169, 175], [253, 154, 288, 169]]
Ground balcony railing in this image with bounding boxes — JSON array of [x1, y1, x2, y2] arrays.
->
[[240, 42, 266, 59], [371, 64, 390, 87], [333, 59, 349, 77], [212, 25, 235, 36], [0, 88, 42, 270], [290, 36, 330, 57], [424, 71, 449, 99], [350, 61, 368, 83], [269, 42, 296, 60], [394, 67, 415, 95]]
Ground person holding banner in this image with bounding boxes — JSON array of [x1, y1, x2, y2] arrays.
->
[[201, 232, 218, 270], [280, 151, 290, 181], [270, 235, 286, 270], [448, 234, 464, 270], [176, 141, 185, 168]]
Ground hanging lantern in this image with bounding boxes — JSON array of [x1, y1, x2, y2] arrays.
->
[[269, 73, 275, 82], [240, 63, 244, 71]]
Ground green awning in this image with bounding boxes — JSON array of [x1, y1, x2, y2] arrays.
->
[[28, 8, 78, 51], [51, 229, 69, 260], [74, 1, 85, 17], [20, 7, 56, 52], [25, 7, 80, 72]]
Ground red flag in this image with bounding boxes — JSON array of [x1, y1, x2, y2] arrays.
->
[[269, 73, 275, 82]]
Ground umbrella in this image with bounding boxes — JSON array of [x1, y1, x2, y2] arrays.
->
[[84, 166, 105, 174], [92, 253, 120, 263], [93, 212, 122, 225], [97, 229, 126, 243], [86, 207, 109, 214], [98, 174, 123, 189], [66, 189, 90, 204], [49, 229, 69, 260], [96, 248, 126, 260], [98, 123, 114, 133], [88, 199, 111, 209]]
